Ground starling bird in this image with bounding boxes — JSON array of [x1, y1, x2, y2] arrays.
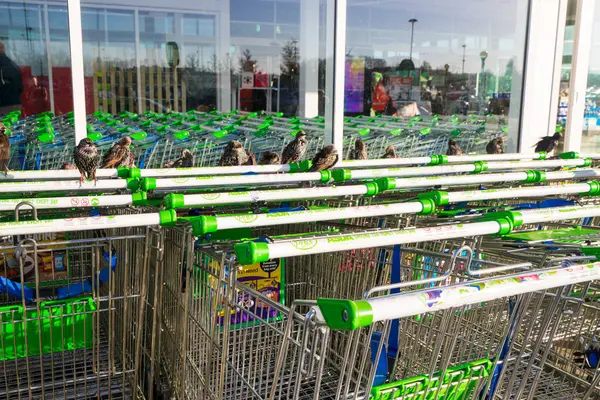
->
[[219, 141, 247, 166], [102, 136, 133, 168], [0, 123, 9, 175], [308, 145, 338, 172], [245, 151, 257, 166], [165, 148, 194, 168], [486, 137, 504, 154], [259, 151, 280, 165], [281, 131, 308, 164], [534, 132, 562, 153], [446, 139, 463, 156], [382, 145, 397, 159], [351, 139, 368, 160], [61, 163, 77, 170], [123, 148, 136, 168], [74, 138, 99, 184]]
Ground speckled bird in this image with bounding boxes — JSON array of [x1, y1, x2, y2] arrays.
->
[[123, 148, 136, 168], [486, 137, 504, 154], [0, 123, 9, 175], [245, 151, 257, 166], [102, 136, 133, 168], [219, 141, 247, 166], [308, 144, 339, 172], [259, 151, 280, 165], [61, 163, 77, 170], [446, 139, 463, 156], [382, 145, 397, 159], [165, 148, 194, 168], [351, 139, 368, 160], [281, 131, 308, 164], [534, 132, 562, 153], [74, 138, 99, 184]]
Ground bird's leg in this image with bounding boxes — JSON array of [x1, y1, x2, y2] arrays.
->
[[79, 173, 85, 186], [92, 171, 97, 186]]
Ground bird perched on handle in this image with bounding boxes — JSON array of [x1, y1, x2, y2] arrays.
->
[[164, 148, 194, 168], [0, 123, 10, 175], [74, 138, 99, 184], [245, 151, 257, 166], [102, 136, 133, 168], [534, 131, 562, 154], [281, 131, 308, 164], [382, 145, 397, 159], [486, 137, 504, 154], [123, 148, 136, 168], [259, 151, 280, 165], [350, 139, 368, 160], [446, 139, 463, 156], [219, 140, 247, 166], [308, 144, 338, 172]]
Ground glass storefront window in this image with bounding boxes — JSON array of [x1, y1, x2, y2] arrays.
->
[[0, 1, 74, 169], [68, 0, 333, 169], [0, 0, 544, 171], [343, 0, 529, 157]]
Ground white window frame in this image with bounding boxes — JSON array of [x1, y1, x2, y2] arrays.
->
[[67, 0, 87, 144], [517, 0, 569, 153], [564, 0, 596, 152]]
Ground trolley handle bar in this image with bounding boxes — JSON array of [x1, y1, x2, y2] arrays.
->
[[316, 261, 600, 331], [233, 204, 600, 265]]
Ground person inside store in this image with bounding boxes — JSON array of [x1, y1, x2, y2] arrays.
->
[[0, 42, 24, 116]]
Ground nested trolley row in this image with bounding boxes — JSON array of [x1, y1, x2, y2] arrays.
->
[[1, 155, 600, 399]]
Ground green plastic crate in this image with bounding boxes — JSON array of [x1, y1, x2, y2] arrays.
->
[[371, 358, 492, 400], [0, 297, 96, 360]]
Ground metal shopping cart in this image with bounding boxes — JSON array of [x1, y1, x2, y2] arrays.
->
[[0, 218, 164, 399]]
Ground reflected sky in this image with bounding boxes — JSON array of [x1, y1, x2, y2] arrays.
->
[[0, 0, 527, 76]]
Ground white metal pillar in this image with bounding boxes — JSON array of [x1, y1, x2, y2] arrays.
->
[[325, 0, 346, 159], [67, 0, 87, 144], [216, 3, 232, 112], [134, 9, 142, 114], [565, 0, 596, 152], [299, 0, 320, 118], [43, 3, 55, 114], [518, 0, 568, 153]]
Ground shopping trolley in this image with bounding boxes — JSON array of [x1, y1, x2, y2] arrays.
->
[[312, 259, 600, 400], [0, 222, 164, 399]]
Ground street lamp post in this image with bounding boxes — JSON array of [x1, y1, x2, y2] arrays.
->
[[444, 63, 450, 95], [479, 50, 488, 114], [462, 44, 466, 74], [408, 18, 418, 60]]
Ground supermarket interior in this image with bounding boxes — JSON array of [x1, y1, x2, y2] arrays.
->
[[3, 0, 600, 399]]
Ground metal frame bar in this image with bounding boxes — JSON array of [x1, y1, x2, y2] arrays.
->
[[134, 8, 142, 115], [547, 0, 569, 145], [565, 0, 597, 152], [67, 0, 87, 144], [42, 3, 55, 114], [518, 0, 568, 153], [324, 0, 346, 159]]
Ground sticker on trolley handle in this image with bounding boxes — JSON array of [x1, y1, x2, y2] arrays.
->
[[421, 289, 444, 308]]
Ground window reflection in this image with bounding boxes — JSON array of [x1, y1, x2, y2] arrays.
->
[[0, 2, 72, 118], [1, 0, 337, 171], [343, 0, 528, 156]]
